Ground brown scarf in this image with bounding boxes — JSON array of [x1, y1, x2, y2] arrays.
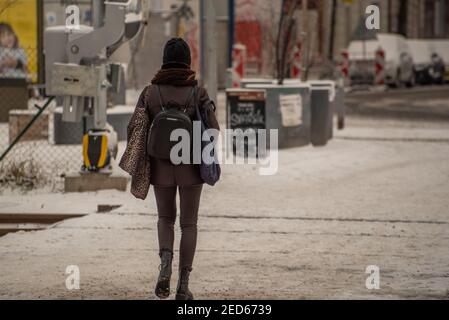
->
[[151, 68, 198, 86]]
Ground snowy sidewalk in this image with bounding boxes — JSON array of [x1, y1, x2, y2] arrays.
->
[[1, 116, 449, 299]]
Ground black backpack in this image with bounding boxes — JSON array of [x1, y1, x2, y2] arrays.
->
[[147, 85, 196, 160]]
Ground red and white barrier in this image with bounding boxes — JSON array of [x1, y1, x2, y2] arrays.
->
[[231, 43, 247, 88], [339, 50, 350, 87], [375, 47, 386, 85], [291, 41, 302, 79]]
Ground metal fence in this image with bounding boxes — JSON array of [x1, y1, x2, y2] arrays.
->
[[0, 104, 85, 191], [0, 47, 84, 191]]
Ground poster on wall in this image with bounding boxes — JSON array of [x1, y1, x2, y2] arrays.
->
[[279, 93, 303, 127], [0, 0, 39, 83]]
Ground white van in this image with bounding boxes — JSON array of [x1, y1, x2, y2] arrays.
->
[[347, 33, 415, 88], [408, 39, 433, 84]]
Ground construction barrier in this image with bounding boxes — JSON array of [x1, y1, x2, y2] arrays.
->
[[339, 50, 350, 87], [375, 47, 386, 85], [291, 41, 302, 79], [231, 43, 247, 88]]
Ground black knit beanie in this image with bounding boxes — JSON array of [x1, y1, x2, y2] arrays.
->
[[162, 38, 192, 69]]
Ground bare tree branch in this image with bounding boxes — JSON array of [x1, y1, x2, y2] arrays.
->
[[0, 0, 21, 18]]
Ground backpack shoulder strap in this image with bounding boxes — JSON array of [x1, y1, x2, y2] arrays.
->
[[194, 86, 201, 121], [155, 85, 165, 111], [183, 86, 196, 113]]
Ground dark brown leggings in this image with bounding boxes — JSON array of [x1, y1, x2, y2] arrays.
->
[[154, 184, 203, 269]]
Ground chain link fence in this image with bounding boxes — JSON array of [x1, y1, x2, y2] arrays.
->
[[0, 47, 85, 191]]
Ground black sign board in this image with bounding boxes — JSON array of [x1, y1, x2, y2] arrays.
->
[[226, 89, 267, 158], [227, 90, 266, 130]]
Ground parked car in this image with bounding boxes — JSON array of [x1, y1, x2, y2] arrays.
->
[[428, 40, 449, 83], [347, 33, 415, 88], [408, 39, 447, 85], [429, 53, 446, 84], [407, 39, 433, 85]]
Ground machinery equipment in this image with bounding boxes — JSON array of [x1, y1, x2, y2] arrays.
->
[[44, 0, 144, 172]]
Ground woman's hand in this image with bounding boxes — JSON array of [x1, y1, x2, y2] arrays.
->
[[1, 56, 18, 69]]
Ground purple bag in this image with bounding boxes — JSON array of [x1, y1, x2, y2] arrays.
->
[[194, 87, 221, 186]]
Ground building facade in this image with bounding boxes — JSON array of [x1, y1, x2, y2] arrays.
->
[[233, 0, 449, 77]]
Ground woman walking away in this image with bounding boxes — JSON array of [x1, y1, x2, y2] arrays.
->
[[119, 38, 220, 300]]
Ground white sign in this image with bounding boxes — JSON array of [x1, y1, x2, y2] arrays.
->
[[279, 94, 302, 127]]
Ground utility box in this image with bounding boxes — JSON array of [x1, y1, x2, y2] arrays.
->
[[310, 88, 331, 147], [227, 83, 311, 152], [245, 84, 311, 149], [308, 81, 336, 140]]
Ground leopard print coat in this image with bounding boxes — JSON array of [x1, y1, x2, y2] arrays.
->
[[119, 87, 151, 200]]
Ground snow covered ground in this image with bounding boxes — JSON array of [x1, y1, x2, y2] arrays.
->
[[0, 115, 448, 299]]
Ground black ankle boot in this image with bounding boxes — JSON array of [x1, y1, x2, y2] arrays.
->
[[176, 267, 194, 300], [155, 249, 173, 299]]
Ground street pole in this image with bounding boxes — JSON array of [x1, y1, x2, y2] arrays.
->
[[228, 0, 235, 68], [317, 0, 324, 59], [199, 0, 205, 86], [92, 0, 105, 28], [328, 0, 337, 61], [388, 0, 393, 33], [345, 2, 351, 45], [37, 0, 44, 84], [204, 0, 218, 103], [300, 0, 308, 82]]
